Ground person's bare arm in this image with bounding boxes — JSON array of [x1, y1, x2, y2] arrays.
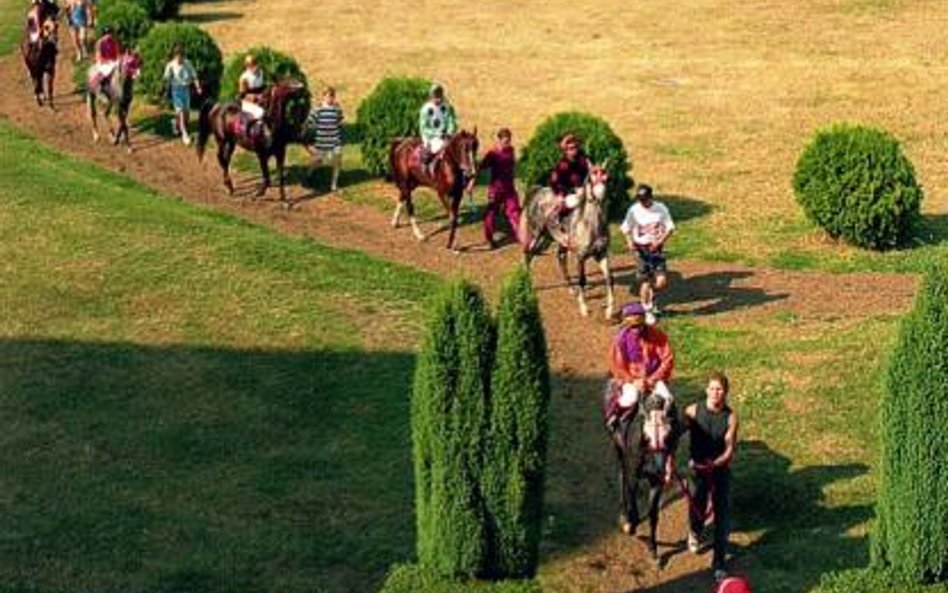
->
[[713, 411, 739, 468]]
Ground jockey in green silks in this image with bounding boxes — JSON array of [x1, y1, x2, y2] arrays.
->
[[418, 83, 457, 173]]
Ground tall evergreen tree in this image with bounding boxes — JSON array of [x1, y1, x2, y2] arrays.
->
[[412, 281, 494, 577], [484, 267, 551, 577], [872, 262, 948, 583]]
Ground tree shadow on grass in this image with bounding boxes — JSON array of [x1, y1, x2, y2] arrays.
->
[[627, 440, 870, 593], [179, 11, 242, 24], [908, 213, 948, 249], [656, 194, 715, 224], [0, 338, 418, 593]]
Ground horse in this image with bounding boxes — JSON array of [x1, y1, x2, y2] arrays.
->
[[604, 387, 680, 565], [197, 81, 310, 205], [85, 52, 142, 152], [21, 7, 58, 108], [521, 163, 616, 319], [387, 130, 479, 252]]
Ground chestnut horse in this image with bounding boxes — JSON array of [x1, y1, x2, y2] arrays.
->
[[197, 81, 309, 205], [21, 6, 57, 108], [387, 130, 479, 251]]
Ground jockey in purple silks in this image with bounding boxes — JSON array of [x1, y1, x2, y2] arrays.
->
[[476, 127, 524, 249]]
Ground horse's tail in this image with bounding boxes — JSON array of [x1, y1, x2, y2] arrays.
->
[[196, 101, 214, 161]]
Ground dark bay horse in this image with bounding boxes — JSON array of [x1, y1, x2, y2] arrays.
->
[[86, 52, 141, 152], [604, 389, 680, 565], [21, 9, 57, 108], [197, 81, 309, 205], [521, 163, 616, 319], [388, 130, 479, 252]]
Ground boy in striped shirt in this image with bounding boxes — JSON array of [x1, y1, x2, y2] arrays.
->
[[305, 86, 344, 192]]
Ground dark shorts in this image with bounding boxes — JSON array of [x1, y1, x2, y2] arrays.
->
[[635, 246, 668, 280]]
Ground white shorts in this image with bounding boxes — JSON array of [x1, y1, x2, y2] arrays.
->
[[424, 136, 446, 153], [618, 380, 673, 409], [311, 146, 342, 161], [241, 100, 265, 120]]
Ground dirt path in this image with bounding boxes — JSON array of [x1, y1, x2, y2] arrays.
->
[[2, 52, 917, 593]]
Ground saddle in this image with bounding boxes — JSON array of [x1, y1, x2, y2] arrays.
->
[[231, 113, 266, 144]]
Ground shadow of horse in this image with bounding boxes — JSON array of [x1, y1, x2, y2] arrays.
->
[[660, 270, 789, 317]]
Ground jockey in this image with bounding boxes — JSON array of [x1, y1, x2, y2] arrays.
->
[[549, 133, 592, 224], [418, 83, 457, 173], [93, 25, 120, 74], [608, 301, 675, 416], [26, 0, 57, 44], [239, 54, 267, 121]]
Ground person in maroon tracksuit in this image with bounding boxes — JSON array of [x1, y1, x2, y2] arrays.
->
[[477, 128, 524, 249]]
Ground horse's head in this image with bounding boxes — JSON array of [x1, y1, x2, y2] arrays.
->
[[585, 159, 610, 204], [267, 81, 309, 132], [120, 51, 142, 79], [447, 127, 479, 182]]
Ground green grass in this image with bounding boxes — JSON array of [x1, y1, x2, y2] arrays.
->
[[0, 119, 441, 593], [1, 0, 21, 55]]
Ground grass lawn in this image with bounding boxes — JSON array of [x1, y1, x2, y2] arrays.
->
[[0, 119, 440, 593]]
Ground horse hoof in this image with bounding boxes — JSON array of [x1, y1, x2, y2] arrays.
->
[[92, 133, 100, 143]]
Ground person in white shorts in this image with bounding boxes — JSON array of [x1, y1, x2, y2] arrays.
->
[[620, 184, 675, 324]]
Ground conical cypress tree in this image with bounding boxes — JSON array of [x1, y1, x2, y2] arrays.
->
[[484, 267, 551, 578], [412, 280, 494, 577], [872, 262, 948, 583]]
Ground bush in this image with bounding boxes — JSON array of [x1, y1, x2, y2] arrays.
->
[[519, 111, 633, 220], [820, 568, 948, 593], [356, 77, 430, 176], [219, 46, 312, 130], [378, 564, 543, 593], [872, 262, 948, 583], [412, 281, 494, 578], [137, 22, 223, 104], [793, 124, 923, 250], [127, 0, 179, 20], [483, 267, 550, 578], [95, 0, 152, 48]]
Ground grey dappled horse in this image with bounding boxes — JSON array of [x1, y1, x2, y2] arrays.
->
[[86, 52, 141, 152], [521, 162, 615, 319]]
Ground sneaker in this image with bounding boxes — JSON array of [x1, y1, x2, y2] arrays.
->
[[713, 568, 728, 582], [181, 133, 191, 146], [687, 532, 700, 554]]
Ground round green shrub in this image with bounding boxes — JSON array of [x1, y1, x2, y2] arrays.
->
[[356, 77, 430, 176], [95, 0, 152, 48], [793, 123, 923, 250], [137, 22, 223, 104], [519, 111, 633, 220], [128, 0, 179, 20], [219, 46, 312, 130]]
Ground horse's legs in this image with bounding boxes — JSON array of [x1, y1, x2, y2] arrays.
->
[[647, 481, 663, 560], [598, 255, 616, 320], [218, 141, 235, 195], [390, 199, 404, 228], [87, 95, 100, 142], [575, 255, 590, 317], [445, 193, 461, 252], [256, 152, 270, 197], [405, 191, 424, 241]]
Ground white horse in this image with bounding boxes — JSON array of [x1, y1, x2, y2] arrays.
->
[[521, 162, 616, 319]]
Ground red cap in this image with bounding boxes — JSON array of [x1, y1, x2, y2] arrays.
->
[[716, 576, 753, 593]]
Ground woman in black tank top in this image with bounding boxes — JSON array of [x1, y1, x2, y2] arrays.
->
[[684, 371, 739, 580]]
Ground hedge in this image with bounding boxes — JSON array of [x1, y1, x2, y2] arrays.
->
[[519, 111, 633, 220], [378, 564, 542, 593], [219, 46, 311, 130], [95, 0, 152, 48], [793, 123, 923, 250], [356, 77, 430, 176], [412, 281, 494, 577], [483, 267, 550, 578], [871, 261, 948, 583], [137, 22, 223, 104], [820, 569, 948, 593]]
